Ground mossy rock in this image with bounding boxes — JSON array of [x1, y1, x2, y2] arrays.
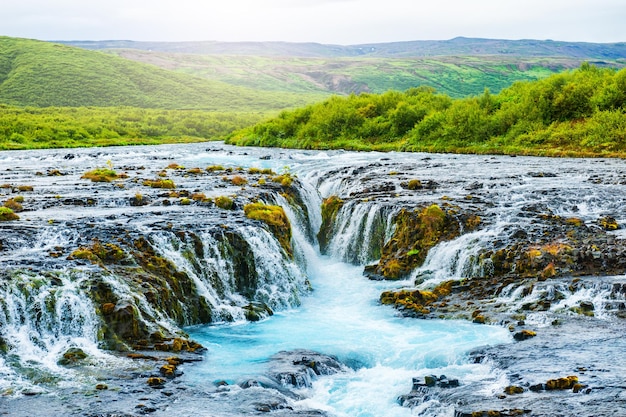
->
[[0, 207, 19, 221], [58, 347, 88, 366], [81, 168, 120, 182], [373, 204, 461, 279], [598, 216, 619, 231], [244, 202, 293, 257], [143, 179, 176, 189], [317, 195, 344, 253], [214, 196, 234, 210]]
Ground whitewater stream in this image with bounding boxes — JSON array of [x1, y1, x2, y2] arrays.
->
[[1, 142, 625, 416]]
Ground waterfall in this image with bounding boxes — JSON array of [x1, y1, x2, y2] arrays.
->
[[325, 200, 397, 265], [0, 269, 112, 392]]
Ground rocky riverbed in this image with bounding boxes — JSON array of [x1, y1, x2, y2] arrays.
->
[[1, 143, 625, 416]]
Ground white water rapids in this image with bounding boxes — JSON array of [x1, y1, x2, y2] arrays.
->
[[1, 142, 625, 416]]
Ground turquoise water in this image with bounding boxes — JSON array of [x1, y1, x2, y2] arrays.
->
[[186, 239, 511, 416]]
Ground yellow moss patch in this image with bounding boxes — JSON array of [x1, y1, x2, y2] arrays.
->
[[0, 207, 19, 221], [244, 202, 292, 257], [81, 168, 120, 182], [214, 196, 234, 210], [143, 179, 176, 189], [231, 175, 248, 186]]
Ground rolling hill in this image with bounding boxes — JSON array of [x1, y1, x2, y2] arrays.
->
[[0, 36, 320, 111], [58, 38, 625, 99], [58, 37, 626, 59]]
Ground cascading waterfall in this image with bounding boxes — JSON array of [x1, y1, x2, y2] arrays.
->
[[2, 143, 626, 416], [0, 269, 116, 393], [325, 200, 397, 265]]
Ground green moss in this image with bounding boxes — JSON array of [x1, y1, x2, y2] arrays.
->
[[374, 204, 460, 279], [0, 207, 19, 221], [407, 179, 422, 190], [214, 196, 234, 210], [143, 179, 176, 189], [81, 168, 120, 182], [244, 202, 292, 257], [317, 195, 344, 253]]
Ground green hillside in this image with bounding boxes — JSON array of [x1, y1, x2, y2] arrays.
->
[[0, 37, 320, 111], [227, 64, 626, 158], [110, 50, 588, 98], [59, 37, 626, 59]]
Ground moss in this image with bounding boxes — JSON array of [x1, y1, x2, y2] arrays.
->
[[186, 167, 203, 175], [598, 216, 619, 231], [374, 204, 460, 279], [566, 217, 584, 227], [214, 196, 234, 210], [68, 240, 126, 265], [231, 175, 248, 186], [244, 202, 292, 257], [317, 195, 344, 253], [380, 287, 446, 315], [166, 163, 184, 170], [81, 168, 120, 182], [272, 172, 295, 187], [513, 329, 537, 341], [143, 179, 176, 189], [3, 198, 23, 212], [206, 165, 224, 172], [57, 347, 88, 366], [546, 376, 578, 390], [504, 385, 524, 395], [180, 198, 191, 205], [407, 179, 422, 190], [0, 207, 19, 221], [147, 377, 165, 387]]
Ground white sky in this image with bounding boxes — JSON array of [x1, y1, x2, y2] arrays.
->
[[2, 0, 625, 44]]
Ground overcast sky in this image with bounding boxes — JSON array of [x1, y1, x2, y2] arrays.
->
[[3, 0, 625, 45]]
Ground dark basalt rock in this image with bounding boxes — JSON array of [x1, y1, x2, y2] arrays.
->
[[267, 349, 348, 389]]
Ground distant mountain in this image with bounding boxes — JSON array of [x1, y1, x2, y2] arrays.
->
[[0, 36, 315, 110], [57, 37, 626, 59]]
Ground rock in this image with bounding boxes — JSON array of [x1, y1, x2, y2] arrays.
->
[[546, 376, 578, 390], [424, 375, 438, 387], [598, 216, 619, 231], [579, 301, 595, 311], [244, 302, 274, 322], [57, 347, 88, 366], [513, 330, 537, 341], [504, 385, 524, 395], [146, 377, 165, 388], [267, 350, 347, 389]]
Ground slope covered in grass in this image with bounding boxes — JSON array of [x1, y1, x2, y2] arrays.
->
[[0, 37, 315, 111], [112, 49, 600, 98]]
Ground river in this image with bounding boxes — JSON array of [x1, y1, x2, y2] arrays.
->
[[0, 142, 624, 416]]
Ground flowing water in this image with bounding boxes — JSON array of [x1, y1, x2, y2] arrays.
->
[[1, 142, 625, 416]]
